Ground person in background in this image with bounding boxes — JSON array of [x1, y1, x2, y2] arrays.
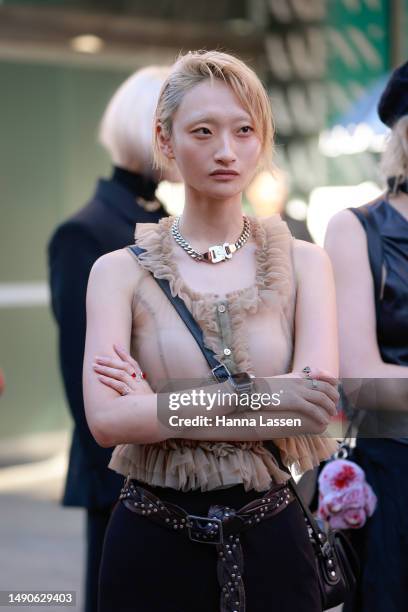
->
[[48, 65, 176, 612], [324, 60, 408, 612]]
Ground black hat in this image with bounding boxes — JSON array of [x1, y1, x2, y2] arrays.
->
[[378, 60, 408, 127]]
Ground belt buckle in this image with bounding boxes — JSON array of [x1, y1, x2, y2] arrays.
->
[[211, 363, 231, 383], [186, 514, 223, 545]]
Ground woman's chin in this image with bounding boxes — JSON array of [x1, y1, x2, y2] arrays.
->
[[196, 181, 245, 201]]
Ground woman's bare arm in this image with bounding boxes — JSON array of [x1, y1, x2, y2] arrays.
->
[[324, 209, 408, 410], [83, 249, 162, 447], [290, 239, 339, 376]]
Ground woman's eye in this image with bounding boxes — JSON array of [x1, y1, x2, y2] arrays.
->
[[193, 127, 211, 135], [239, 126, 254, 134]]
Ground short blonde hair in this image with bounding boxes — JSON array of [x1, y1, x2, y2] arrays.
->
[[99, 65, 170, 173], [153, 50, 274, 171], [380, 114, 408, 181]]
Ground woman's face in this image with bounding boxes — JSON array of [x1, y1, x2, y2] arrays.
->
[[161, 78, 262, 200]]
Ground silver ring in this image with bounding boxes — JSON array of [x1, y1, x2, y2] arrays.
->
[[311, 378, 318, 390]]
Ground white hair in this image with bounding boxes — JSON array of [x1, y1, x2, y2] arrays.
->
[[380, 114, 408, 181], [99, 65, 170, 173]]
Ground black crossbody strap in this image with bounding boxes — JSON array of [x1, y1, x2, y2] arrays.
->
[[128, 245, 230, 382]]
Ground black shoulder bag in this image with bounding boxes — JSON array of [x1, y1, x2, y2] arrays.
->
[[128, 244, 359, 610]]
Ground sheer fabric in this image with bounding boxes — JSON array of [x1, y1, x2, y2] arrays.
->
[[109, 215, 337, 491]]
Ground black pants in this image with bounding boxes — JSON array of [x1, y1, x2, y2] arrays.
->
[[85, 508, 112, 612], [98, 481, 321, 612], [343, 438, 408, 612]]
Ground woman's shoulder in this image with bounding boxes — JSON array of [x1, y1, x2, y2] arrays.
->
[[293, 238, 330, 263], [292, 239, 333, 285], [89, 247, 147, 294], [324, 208, 368, 255]]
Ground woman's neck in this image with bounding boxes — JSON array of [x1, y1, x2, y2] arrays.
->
[[179, 188, 246, 249]]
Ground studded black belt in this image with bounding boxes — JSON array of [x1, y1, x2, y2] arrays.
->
[[119, 478, 295, 612]]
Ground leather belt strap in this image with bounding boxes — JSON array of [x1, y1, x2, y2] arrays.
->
[[119, 479, 295, 612]]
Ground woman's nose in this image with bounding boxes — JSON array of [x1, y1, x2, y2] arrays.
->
[[214, 135, 236, 163]]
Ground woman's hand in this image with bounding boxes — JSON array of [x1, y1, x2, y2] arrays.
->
[[265, 367, 339, 433], [93, 344, 153, 396]]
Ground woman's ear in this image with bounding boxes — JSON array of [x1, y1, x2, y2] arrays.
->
[[157, 122, 175, 160]]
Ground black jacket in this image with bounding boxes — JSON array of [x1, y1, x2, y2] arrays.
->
[[48, 177, 167, 509]]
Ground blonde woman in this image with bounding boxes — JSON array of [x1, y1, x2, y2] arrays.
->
[[48, 65, 174, 612], [325, 61, 408, 612], [84, 51, 339, 611]]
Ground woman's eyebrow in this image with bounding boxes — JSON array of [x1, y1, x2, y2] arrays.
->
[[186, 113, 252, 126]]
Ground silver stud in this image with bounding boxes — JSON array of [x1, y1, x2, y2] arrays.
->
[[330, 571, 336, 577]]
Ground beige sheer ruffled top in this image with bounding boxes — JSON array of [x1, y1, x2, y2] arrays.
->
[[108, 214, 337, 491]]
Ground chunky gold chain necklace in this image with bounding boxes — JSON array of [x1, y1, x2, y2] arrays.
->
[[171, 216, 251, 264]]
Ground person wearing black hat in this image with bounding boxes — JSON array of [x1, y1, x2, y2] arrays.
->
[[47, 65, 179, 612], [324, 60, 408, 612]]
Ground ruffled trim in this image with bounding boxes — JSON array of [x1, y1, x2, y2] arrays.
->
[[273, 436, 339, 475], [109, 440, 291, 492], [133, 214, 293, 374]]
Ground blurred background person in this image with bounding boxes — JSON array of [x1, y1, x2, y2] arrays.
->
[[324, 60, 408, 612], [47, 64, 177, 612]]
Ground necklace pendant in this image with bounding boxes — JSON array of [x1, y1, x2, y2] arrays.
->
[[208, 243, 231, 263]]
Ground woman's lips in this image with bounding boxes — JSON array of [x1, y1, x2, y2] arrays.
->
[[210, 170, 239, 180]]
